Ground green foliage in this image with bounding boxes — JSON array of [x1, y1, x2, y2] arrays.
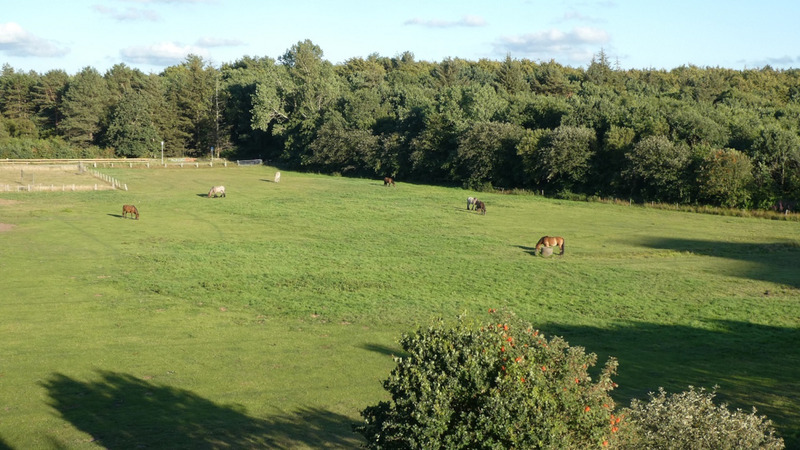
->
[[625, 135, 691, 202], [619, 387, 784, 449], [522, 125, 596, 191], [105, 91, 159, 157], [356, 312, 619, 449], [454, 121, 525, 188], [752, 125, 800, 198], [0, 137, 110, 159], [697, 148, 754, 208], [60, 67, 110, 147]]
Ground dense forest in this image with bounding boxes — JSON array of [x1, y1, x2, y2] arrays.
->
[[2, 39, 800, 209]]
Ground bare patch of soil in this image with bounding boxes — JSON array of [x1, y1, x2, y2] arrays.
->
[[0, 223, 15, 232], [0, 199, 21, 205]]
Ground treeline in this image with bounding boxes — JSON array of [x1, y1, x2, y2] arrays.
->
[[2, 40, 800, 208]]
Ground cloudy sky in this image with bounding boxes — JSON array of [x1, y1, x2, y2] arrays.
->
[[2, 0, 799, 75]]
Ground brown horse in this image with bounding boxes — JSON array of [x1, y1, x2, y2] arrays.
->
[[122, 204, 139, 220], [535, 236, 564, 255], [384, 177, 395, 187], [474, 200, 486, 215]]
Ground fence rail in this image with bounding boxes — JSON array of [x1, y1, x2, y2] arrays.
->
[[0, 158, 232, 169], [1, 183, 117, 192]]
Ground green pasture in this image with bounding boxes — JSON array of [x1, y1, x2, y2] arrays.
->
[[1, 165, 799, 448]]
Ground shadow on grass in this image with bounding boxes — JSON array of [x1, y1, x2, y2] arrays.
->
[[515, 245, 538, 257], [643, 237, 800, 288], [543, 319, 800, 448], [41, 371, 363, 449], [0, 436, 11, 450], [361, 343, 409, 358]]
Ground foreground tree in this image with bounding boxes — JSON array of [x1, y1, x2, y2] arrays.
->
[[618, 386, 784, 449], [355, 312, 619, 448]]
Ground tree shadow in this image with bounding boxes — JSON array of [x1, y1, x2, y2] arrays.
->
[[41, 370, 363, 449], [0, 436, 11, 450], [542, 320, 800, 448], [643, 237, 800, 288], [361, 343, 409, 358]]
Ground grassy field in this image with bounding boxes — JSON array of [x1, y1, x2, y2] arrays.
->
[[1, 165, 799, 448]]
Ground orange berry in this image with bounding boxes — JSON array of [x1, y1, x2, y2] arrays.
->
[[585, 406, 591, 412]]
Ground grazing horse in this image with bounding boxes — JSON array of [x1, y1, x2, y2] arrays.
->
[[535, 236, 565, 255], [474, 200, 486, 215], [208, 185, 226, 198], [467, 197, 478, 210], [122, 204, 139, 220], [384, 177, 395, 187]]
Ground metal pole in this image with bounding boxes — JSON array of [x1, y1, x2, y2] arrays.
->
[[161, 141, 164, 164]]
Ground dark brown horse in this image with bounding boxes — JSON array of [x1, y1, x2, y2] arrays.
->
[[384, 177, 395, 187], [122, 204, 139, 220], [535, 236, 564, 255], [474, 200, 486, 215]]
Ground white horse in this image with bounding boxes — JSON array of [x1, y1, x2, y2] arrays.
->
[[208, 185, 226, 198], [274, 172, 281, 183], [467, 197, 478, 210]]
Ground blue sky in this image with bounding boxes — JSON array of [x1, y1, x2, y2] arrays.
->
[[2, 0, 799, 75]]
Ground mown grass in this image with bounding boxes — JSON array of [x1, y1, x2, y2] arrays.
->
[[1, 165, 799, 448]]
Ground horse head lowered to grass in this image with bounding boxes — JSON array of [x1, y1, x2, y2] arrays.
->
[[535, 235, 564, 255], [122, 205, 139, 220], [208, 186, 226, 198]]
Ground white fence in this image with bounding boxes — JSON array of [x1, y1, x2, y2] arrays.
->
[[89, 169, 127, 190], [1, 183, 117, 192]]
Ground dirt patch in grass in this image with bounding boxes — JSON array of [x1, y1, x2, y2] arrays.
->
[[0, 223, 15, 232], [0, 199, 21, 205]]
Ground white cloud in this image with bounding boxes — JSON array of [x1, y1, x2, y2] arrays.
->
[[92, 5, 159, 21], [195, 37, 244, 48], [495, 26, 609, 61], [0, 22, 69, 58], [120, 41, 208, 66], [404, 15, 487, 28]]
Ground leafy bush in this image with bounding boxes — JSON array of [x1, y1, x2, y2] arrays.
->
[[617, 386, 784, 449], [355, 312, 620, 448], [0, 137, 112, 159]]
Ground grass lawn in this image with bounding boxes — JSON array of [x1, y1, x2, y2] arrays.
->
[[1, 165, 799, 448]]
